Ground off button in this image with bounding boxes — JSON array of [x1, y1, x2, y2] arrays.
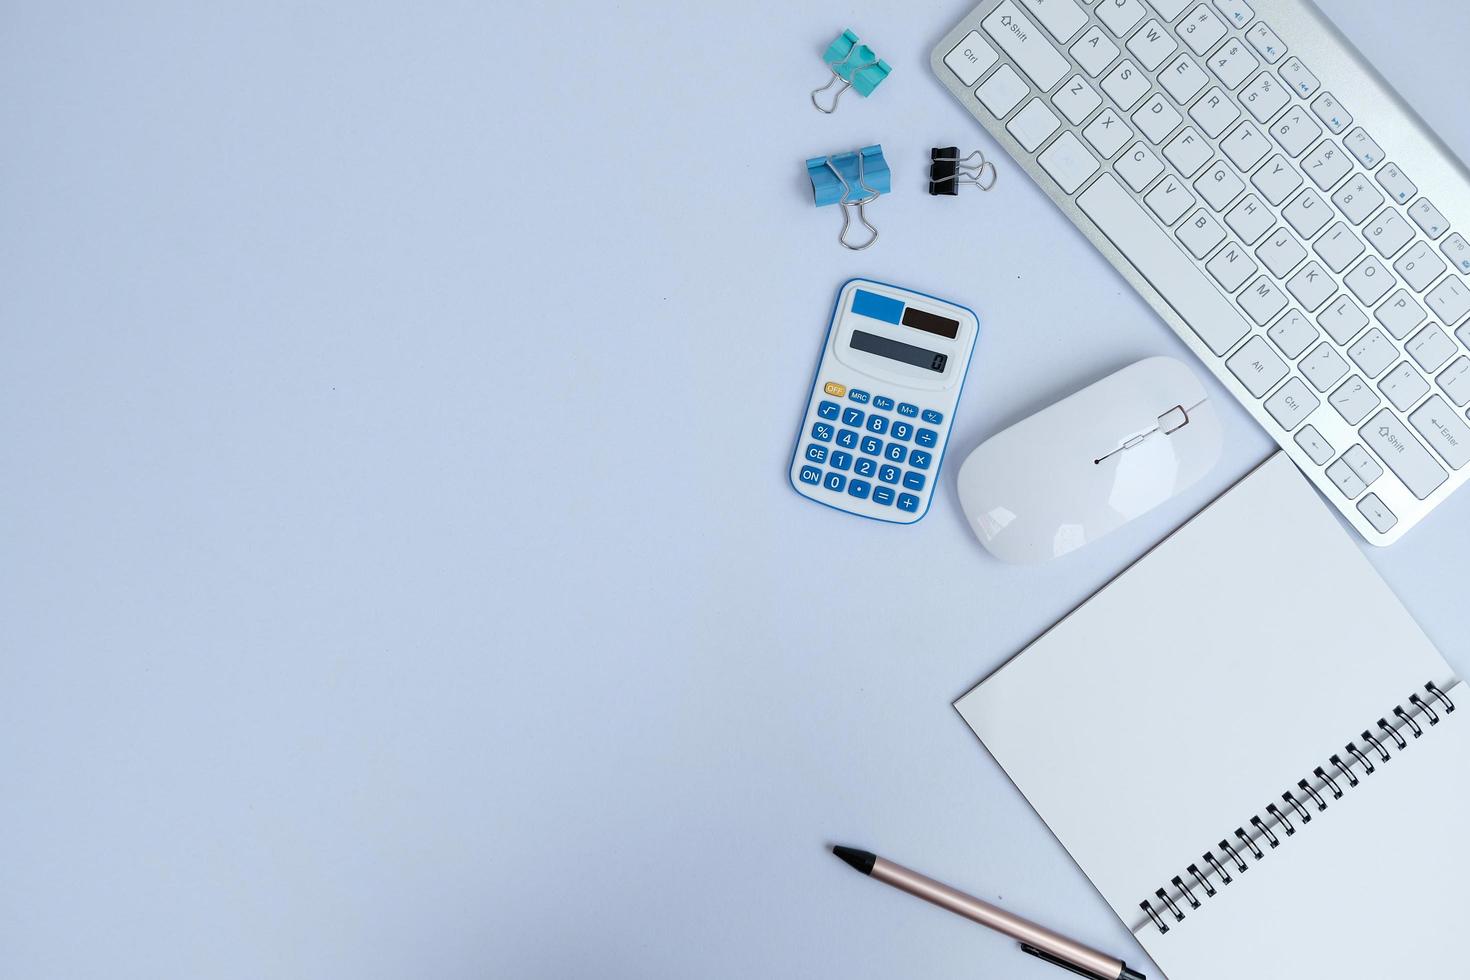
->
[[823, 381, 847, 397]]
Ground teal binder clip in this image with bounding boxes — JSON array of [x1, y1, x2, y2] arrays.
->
[[806, 145, 890, 251], [810, 29, 891, 114]]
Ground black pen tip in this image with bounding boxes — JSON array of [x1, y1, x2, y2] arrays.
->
[[832, 845, 876, 875]]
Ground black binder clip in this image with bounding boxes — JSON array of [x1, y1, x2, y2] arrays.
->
[[928, 147, 997, 195]]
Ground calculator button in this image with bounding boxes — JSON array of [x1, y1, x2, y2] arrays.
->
[[860, 436, 883, 455], [854, 457, 876, 478], [873, 395, 895, 411], [842, 407, 865, 427], [836, 429, 858, 449], [898, 403, 919, 417], [872, 486, 896, 506], [922, 409, 944, 424], [916, 427, 939, 448], [891, 421, 913, 441], [798, 465, 822, 485], [885, 443, 908, 463], [902, 471, 927, 491], [805, 444, 828, 464], [824, 472, 846, 493], [848, 389, 870, 404], [817, 400, 840, 420], [847, 479, 872, 500], [867, 415, 889, 435], [811, 422, 833, 442], [909, 450, 933, 470], [829, 451, 852, 471], [824, 381, 846, 397], [879, 464, 901, 484], [897, 493, 921, 513]]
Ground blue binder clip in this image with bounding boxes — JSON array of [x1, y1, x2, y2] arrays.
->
[[806, 145, 890, 251], [810, 30, 891, 114]]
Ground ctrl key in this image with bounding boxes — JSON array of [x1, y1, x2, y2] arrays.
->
[[1357, 493, 1398, 534], [1264, 378, 1319, 431]]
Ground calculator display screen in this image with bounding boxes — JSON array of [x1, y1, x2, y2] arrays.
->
[[849, 330, 948, 373]]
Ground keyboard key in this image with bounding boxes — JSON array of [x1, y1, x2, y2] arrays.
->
[[817, 400, 841, 420], [1164, 128, 1212, 177], [872, 486, 895, 506], [885, 443, 907, 463], [898, 402, 919, 417], [847, 478, 872, 500], [824, 472, 846, 493], [902, 471, 927, 491], [1379, 361, 1430, 411], [1208, 38, 1258, 89], [1196, 159, 1244, 210], [1374, 163, 1416, 205], [977, 65, 1030, 117], [1227, 334, 1288, 394], [1279, 56, 1319, 98], [921, 409, 944, 424], [1252, 154, 1302, 204], [1314, 222, 1365, 272], [1325, 456, 1366, 498], [1264, 377, 1318, 429], [866, 414, 889, 434], [1077, 175, 1251, 354], [1375, 289, 1426, 339], [1438, 357, 1470, 406], [860, 435, 883, 455], [842, 407, 865, 427], [915, 428, 938, 447], [848, 389, 870, 404], [1083, 106, 1134, 157], [1301, 140, 1351, 191], [1362, 409, 1449, 497], [1127, 19, 1178, 70], [1072, 25, 1122, 77], [1282, 189, 1331, 238], [1098, 0, 1147, 36], [1221, 121, 1270, 171], [1357, 493, 1398, 533], [1330, 375, 1380, 424], [1019, 0, 1089, 42], [1295, 424, 1334, 464], [1269, 309, 1318, 358], [1102, 59, 1151, 109], [1344, 128, 1383, 169], [1409, 199, 1448, 240], [853, 457, 876, 478], [1299, 342, 1348, 391], [1442, 233, 1470, 274], [1134, 93, 1183, 143], [1147, 0, 1193, 17], [945, 31, 999, 87], [873, 396, 895, 411], [1009, 99, 1063, 151], [1225, 195, 1272, 243], [811, 422, 834, 442], [829, 450, 853, 471], [1427, 275, 1470, 326], [1118, 142, 1165, 190], [1257, 228, 1306, 277], [1347, 326, 1395, 377], [1287, 261, 1334, 311], [890, 420, 913, 441], [1146, 174, 1196, 223], [1039, 132, 1100, 193], [1212, 0, 1253, 28], [1331, 175, 1383, 226], [1309, 92, 1352, 134], [798, 465, 822, 485], [896, 493, 921, 513], [1407, 324, 1456, 372], [909, 450, 933, 470], [1394, 243, 1447, 292], [1190, 86, 1241, 137], [1178, 208, 1226, 258], [1342, 445, 1383, 487], [836, 428, 858, 449], [985, 2, 1070, 90], [1207, 241, 1256, 290], [1245, 21, 1284, 62], [1160, 52, 1209, 102], [805, 444, 829, 464], [1363, 209, 1414, 260], [1239, 276, 1287, 325], [1345, 256, 1392, 306], [1054, 75, 1103, 124], [1318, 294, 1368, 343], [1239, 72, 1288, 123], [1270, 107, 1321, 157], [1178, 5, 1226, 56], [879, 464, 901, 484]]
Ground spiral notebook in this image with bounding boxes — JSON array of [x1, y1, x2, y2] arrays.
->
[[955, 454, 1466, 980]]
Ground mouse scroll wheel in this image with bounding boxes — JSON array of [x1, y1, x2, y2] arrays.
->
[[1157, 405, 1190, 435]]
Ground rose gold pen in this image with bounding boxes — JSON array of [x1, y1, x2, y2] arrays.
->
[[833, 846, 1145, 980]]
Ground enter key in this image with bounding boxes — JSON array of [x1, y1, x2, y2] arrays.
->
[[1410, 395, 1470, 469]]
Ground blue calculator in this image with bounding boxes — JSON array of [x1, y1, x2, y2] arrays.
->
[[789, 279, 979, 523]]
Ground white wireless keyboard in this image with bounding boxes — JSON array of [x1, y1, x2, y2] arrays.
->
[[932, 0, 1470, 545]]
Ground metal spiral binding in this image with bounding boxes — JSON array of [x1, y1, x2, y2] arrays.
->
[[1138, 682, 1456, 935]]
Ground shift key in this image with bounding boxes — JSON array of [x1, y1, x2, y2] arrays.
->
[[984, 1, 1070, 91], [1361, 410, 1448, 499], [1409, 395, 1470, 469]]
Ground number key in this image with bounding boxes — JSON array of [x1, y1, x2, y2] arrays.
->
[[828, 451, 853, 471], [879, 464, 901, 484], [854, 457, 876, 478], [824, 472, 846, 493], [866, 415, 889, 435], [836, 428, 858, 449], [842, 407, 865, 427], [891, 421, 913, 442], [860, 435, 883, 456], [885, 443, 908, 463]]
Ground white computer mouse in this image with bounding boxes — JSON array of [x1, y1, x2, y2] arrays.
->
[[957, 356, 1222, 563]]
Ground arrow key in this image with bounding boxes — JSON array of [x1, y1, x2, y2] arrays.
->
[[1409, 395, 1470, 469]]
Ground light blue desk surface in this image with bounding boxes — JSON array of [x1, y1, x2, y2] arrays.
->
[[4, 3, 1468, 977]]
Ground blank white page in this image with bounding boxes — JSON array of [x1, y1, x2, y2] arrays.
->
[[954, 454, 1457, 939]]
